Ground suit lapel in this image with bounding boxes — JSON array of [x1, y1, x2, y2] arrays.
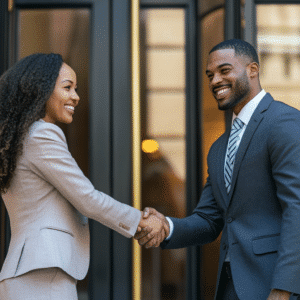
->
[[227, 93, 274, 202], [216, 128, 231, 205]]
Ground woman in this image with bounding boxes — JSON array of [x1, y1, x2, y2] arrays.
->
[[0, 53, 166, 299]]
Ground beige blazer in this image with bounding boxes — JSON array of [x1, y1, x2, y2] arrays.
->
[[0, 120, 141, 282]]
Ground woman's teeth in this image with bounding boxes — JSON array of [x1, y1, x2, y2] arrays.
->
[[65, 105, 74, 112]]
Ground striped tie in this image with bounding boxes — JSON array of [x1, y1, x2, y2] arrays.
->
[[224, 118, 244, 194]]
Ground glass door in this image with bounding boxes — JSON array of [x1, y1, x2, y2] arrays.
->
[[138, 1, 198, 299], [0, 1, 133, 300], [1, 1, 199, 300], [256, 3, 300, 110], [140, 8, 187, 300], [241, 0, 300, 110], [10, 5, 91, 300]]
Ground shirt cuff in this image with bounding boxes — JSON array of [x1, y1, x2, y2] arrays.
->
[[165, 217, 174, 240]]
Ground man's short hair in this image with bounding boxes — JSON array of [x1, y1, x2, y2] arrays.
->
[[209, 39, 259, 65]]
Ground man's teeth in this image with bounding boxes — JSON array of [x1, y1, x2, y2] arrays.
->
[[65, 105, 74, 111], [216, 88, 230, 96]]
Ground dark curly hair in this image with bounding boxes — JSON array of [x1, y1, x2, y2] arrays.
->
[[0, 53, 63, 193]]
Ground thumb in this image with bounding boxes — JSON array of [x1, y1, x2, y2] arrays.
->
[[143, 207, 150, 218]]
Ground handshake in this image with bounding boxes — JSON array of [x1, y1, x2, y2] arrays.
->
[[134, 208, 170, 249]]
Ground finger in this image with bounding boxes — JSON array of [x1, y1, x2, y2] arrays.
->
[[156, 232, 163, 247], [134, 226, 152, 240], [143, 207, 150, 218], [147, 231, 162, 248], [134, 230, 148, 240], [145, 237, 158, 249], [138, 231, 155, 246]]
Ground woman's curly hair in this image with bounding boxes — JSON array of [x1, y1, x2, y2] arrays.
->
[[0, 53, 63, 193]]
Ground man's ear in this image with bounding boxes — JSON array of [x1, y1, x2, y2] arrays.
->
[[248, 62, 259, 79]]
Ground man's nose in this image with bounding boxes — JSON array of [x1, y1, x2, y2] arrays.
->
[[211, 73, 222, 86]]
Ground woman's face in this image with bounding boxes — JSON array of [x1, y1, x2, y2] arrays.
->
[[43, 63, 79, 124]]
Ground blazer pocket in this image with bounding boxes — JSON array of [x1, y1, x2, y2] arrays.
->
[[40, 226, 74, 237], [252, 233, 280, 255], [15, 243, 26, 275], [15, 226, 75, 277]]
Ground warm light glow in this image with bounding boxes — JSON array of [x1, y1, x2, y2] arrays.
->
[[142, 139, 159, 153]]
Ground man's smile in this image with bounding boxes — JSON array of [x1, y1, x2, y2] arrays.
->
[[213, 85, 231, 100]]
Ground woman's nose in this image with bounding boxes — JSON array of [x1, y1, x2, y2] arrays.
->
[[72, 90, 80, 102]]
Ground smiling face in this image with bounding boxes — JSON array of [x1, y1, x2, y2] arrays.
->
[[43, 63, 79, 124], [206, 49, 259, 115]]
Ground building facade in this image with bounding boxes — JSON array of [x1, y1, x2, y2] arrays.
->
[[0, 0, 300, 299]]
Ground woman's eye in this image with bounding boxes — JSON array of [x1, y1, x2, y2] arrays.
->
[[64, 86, 71, 90]]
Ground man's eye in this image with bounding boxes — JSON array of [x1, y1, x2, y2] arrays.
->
[[222, 69, 230, 74], [64, 86, 71, 90]]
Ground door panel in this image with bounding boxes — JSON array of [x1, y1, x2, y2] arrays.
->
[[139, 1, 199, 299], [140, 8, 187, 300], [18, 7, 91, 300], [257, 4, 300, 109], [1, 1, 113, 300], [0, 1, 199, 300], [199, 6, 226, 300]]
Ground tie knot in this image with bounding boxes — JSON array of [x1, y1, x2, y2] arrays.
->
[[232, 118, 244, 130]]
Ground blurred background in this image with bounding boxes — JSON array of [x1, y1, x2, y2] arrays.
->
[[1, 0, 300, 299]]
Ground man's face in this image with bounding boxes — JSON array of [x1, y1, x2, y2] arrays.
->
[[206, 49, 251, 111]]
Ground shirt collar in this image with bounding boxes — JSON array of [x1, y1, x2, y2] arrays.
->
[[232, 89, 266, 126]]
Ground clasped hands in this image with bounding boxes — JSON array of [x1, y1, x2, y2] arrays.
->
[[135, 208, 170, 249]]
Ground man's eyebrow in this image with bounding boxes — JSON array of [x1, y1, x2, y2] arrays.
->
[[206, 63, 233, 74], [218, 63, 233, 68]]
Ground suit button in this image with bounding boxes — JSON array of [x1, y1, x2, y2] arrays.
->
[[223, 244, 227, 250], [227, 218, 233, 223]]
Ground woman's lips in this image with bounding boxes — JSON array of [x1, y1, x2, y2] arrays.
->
[[64, 105, 75, 114]]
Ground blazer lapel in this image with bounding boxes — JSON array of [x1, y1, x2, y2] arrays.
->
[[227, 93, 274, 202], [216, 128, 231, 205]]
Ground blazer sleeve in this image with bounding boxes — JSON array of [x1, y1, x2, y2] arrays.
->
[[268, 110, 300, 294], [25, 122, 141, 238], [161, 175, 224, 249]]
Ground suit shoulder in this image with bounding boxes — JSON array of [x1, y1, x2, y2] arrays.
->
[[27, 120, 66, 144], [211, 132, 227, 148], [268, 99, 300, 116], [208, 132, 227, 157]]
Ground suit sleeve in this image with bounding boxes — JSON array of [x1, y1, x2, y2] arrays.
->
[[162, 175, 224, 249], [25, 123, 141, 238], [268, 110, 300, 294]]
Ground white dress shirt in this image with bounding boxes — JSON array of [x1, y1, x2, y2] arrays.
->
[[166, 90, 267, 242]]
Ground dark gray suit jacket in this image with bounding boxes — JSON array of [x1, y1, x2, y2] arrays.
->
[[162, 93, 300, 300]]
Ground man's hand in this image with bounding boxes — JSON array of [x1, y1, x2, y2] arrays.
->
[[267, 289, 291, 300], [134, 207, 170, 248]]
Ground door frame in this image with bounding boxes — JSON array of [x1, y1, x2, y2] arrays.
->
[[140, 1, 200, 299], [0, 0, 201, 299], [0, 1, 135, 299], [243, 0, 300, 47]]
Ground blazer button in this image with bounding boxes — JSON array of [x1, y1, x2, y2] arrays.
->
[[223, 244, 227, 250], [227, 217, 233, 223]]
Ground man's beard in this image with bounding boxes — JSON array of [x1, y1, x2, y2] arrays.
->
[[218, 71, 251, 111]]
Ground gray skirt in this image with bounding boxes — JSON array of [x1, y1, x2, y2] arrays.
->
[[0, 267, 78, 300]]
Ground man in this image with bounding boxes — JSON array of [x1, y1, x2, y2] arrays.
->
[[135, 39, 300, 300]]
